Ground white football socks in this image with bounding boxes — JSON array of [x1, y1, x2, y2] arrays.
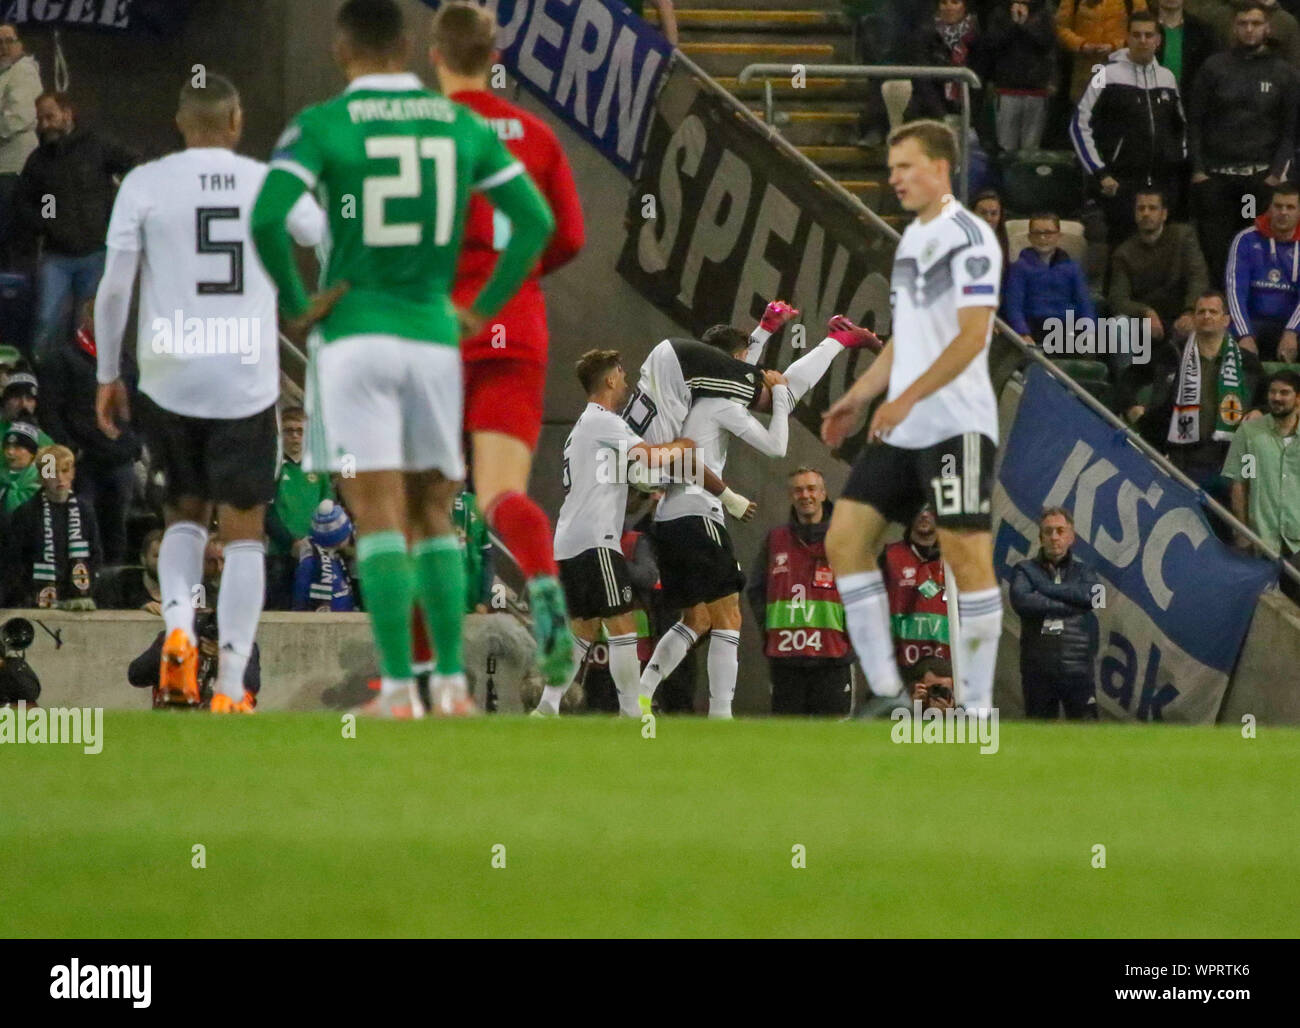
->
[[707, 628, 740, 719], [607, 632, 643, 717], [159, 521, 206, 645], [782, 337, 844, 402], [215, 539, 265, 701], [957, 587, 1003, 714], [639, 621, 698, 702], [837, 569, 903, 697], [538, 636, 591, 714]]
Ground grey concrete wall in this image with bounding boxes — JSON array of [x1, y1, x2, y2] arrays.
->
[[1, 608, 537, 712]]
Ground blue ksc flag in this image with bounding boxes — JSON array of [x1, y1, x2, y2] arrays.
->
[[2, 0, 195, 37], [420, 0, 672, 176], [993, 365, 1277, 722]]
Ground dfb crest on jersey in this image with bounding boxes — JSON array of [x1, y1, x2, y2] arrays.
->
[[965, 255, 991, 279], [622, 586, 633, 604], [922, 239, 938, 263]]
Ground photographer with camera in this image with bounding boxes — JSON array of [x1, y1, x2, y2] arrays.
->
[[0, 616, 40, 705], [128, 607, 260, 710], [906, 655, 955, 712], [1009, 507, 1101, 720]]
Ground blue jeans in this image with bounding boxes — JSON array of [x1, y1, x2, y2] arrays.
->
[[34, 250, 105, 362]]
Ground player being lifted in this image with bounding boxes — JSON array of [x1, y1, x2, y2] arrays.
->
[[544, 349, 695, 717], [95, 75, 325, 713], [251, 0, 554, 717], [422, 2, 585, 688], [822, 120, 1004, 717], [636, 316, 880, 718]]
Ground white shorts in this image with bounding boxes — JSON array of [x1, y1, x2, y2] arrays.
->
[[304, 333, 465, 478]]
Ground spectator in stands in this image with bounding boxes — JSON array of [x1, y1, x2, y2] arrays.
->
[[0, 23, 41, 271], [1188, 0, 1300, 65], [1108, 188, 1208, 344], [973, 188, 1011, 271], [1224, 184, 1300, 361], [1154, 0, 1219, 89], [2, 443, 100, 609], [1187, 3, 1298, 286], [1009, 506, 1101, 720], [983, 0, 1057, 153], [96, 527, 163, 611], [880, 503, 950, 679], [905, 0, 984, 124], [266, 406, 333, 609], [293, 499, 358, 612], [0, 370, 50, 445], [746, 466, 855, 717], [12, 92, 138, 363], [129, 608, 261, 709], [1, 420, 40, 514], [1057, 0, 1151, 103], [905, 654, 956, 711], [1005, 212, 1096, 344], [1223, 368, 1300, 599], [627, 0, 677, 45], [1126, 291, 1259, 518], [39, 302, 140, 563], [1072, 10, 1188, 244]]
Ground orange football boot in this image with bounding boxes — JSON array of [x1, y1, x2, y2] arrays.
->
[[157, 628, 200, 707], [210, 691, 255, 714]]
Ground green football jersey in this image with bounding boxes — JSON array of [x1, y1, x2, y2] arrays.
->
[[263, 73, 525, 346]]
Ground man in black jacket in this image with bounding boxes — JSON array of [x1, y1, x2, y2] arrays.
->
[[1156, 0, 1220, 92], [1009, 507, 1101, 720], [983, 0, 1057, 154], [1071, 11, 1189, 244], [1187, 3, 1299, 283], [39, 303, 140, 563], [12, 91, 137, 363]]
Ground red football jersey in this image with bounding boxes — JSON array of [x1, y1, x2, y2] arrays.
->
[[451, 89, 585, 364]]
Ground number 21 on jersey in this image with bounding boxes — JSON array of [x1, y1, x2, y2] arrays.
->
[[363, 136, 455, 247]]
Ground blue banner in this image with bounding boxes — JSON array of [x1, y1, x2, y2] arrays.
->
[[2, 0, 195, 37], [421, 0, 672, 176], [993, 365, 1277, 721]]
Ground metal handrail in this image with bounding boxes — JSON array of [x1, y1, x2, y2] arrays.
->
[[676, 52, 1300, 593], [737, 63, 982, 202]]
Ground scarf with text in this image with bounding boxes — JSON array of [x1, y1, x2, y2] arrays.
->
[[34, 494, 92, 606], [1169, 334, 1247, 445]]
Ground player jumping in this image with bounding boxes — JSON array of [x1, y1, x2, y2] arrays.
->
[[95, 74, 325, 714], [822, 119, 1004, 717], [544, 349, 695, 717], [251, 0, 554, 718]]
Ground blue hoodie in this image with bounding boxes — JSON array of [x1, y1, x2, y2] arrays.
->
[[1225, 214, 1300, 339], [1003, 247, 1096, 336]]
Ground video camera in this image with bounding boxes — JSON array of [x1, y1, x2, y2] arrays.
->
[[1, 616, 34, 658]]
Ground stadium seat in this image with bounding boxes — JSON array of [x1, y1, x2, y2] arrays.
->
[[1078, 378, 1116, 411], [1006, 218, 1086, 265], [1052, 357, 1108, 383], [999, 151, 1085, 219], [1261, 362, 1300, 380]]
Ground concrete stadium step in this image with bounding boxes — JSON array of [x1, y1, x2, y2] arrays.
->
[[796, 143, 874, 170], [646, 8, 848, 31], [679, 40, 841, 77], [716, 76, 873, 100], [750, 107, 861, 145], [672, 0, 842, 11]]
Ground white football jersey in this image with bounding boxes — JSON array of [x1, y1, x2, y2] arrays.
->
[[655, 388, 793, 526], [104, 147, 324, 419], [554, 403, 646, 561], [885, 196, 1001, 449]]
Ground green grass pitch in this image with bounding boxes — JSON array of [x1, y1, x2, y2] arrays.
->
[[3, 713, 1296, 937]]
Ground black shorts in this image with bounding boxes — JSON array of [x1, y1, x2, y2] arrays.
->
[[558, 546, 634, 620], [652, 515, 745, 609], [842, 432, 996, 530], [134, 392, 279, 509]]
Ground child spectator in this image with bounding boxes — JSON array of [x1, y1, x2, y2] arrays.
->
[[1, 420, 40, 514], [1004, 212, 1097, 343], [983, 0, 1057, 152], [293, 499, 358, 612], [2, 443, 100, 609]]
